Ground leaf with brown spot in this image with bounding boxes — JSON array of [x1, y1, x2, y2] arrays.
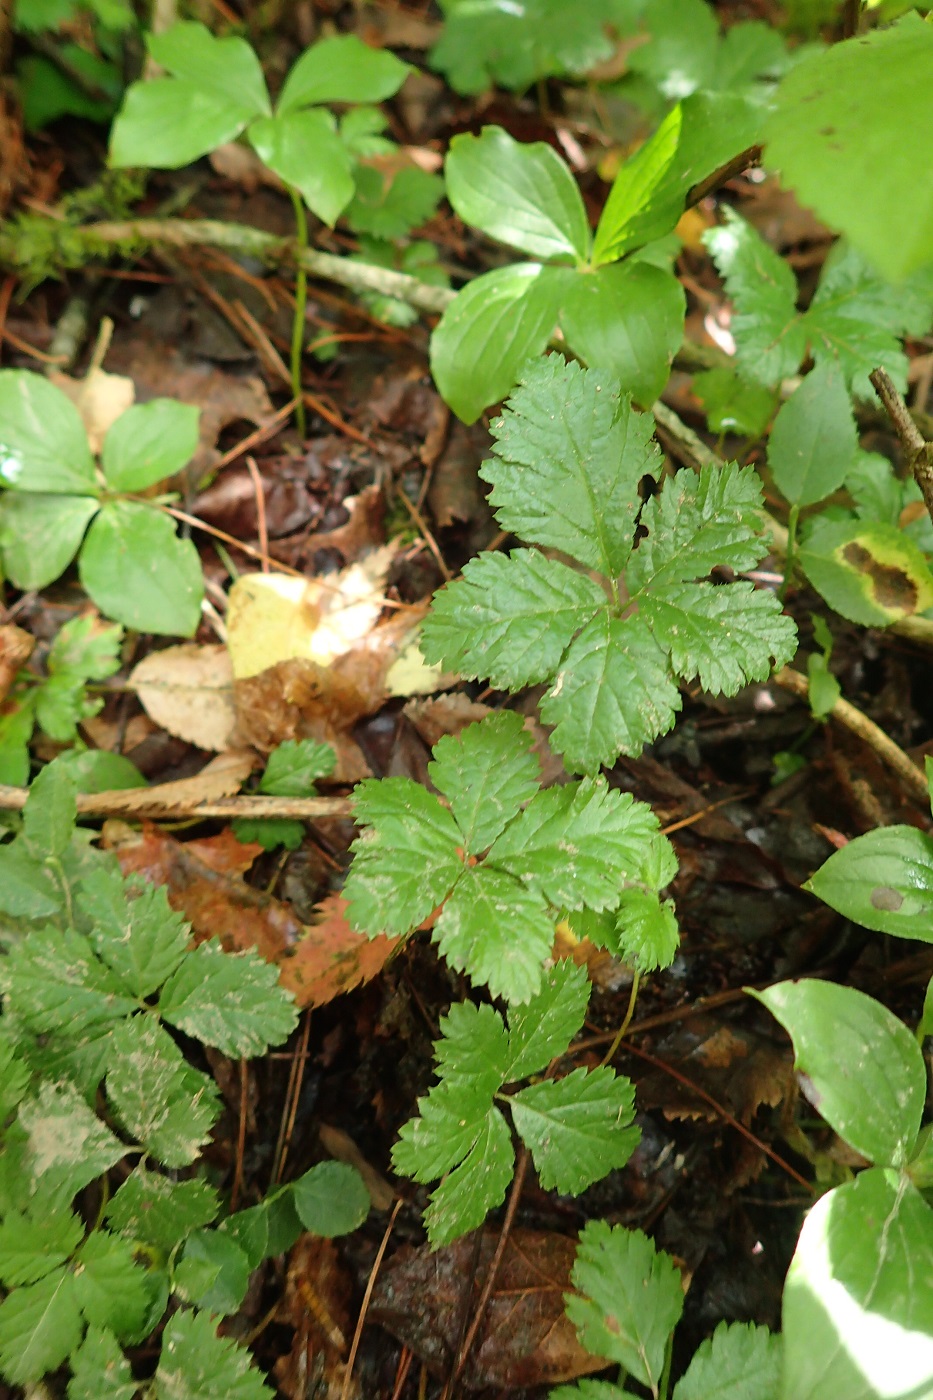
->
[[278, 894, 399, 1009]]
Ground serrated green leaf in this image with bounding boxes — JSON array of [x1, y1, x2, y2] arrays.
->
[[231, 817, 304, 851], [692, 367, 777, 438], [79, 502, 204, 638], [0, 369, 96, 493], [345, 777, 463, 936], [540, 612, 682, 773], [38, 616, 122, 737], [428, 712, 540, 854], [764, 14, 933, 282], [0, 491, 99, 591], [641, 581, 797, 694], [489, 778, 663, 912], [505, 960, 590, 1080], [752, 979, 925, 1166], [624, 0, 719, 101], [805, 824, 933, 939], [20, 1080, 126, 1194], [703, 208, 805, 386], [798, 519, 933, 627], [105, 1170, 220, 1252], [613, 888, 680, 973], [1, 924, 136, 1034], [106, 1016, 220, 1168], [392, 1077, 492, 1182], [481, 356, 663, 578], [0, 839, 63, 919], [0, 1034, 30, 1122], [446, 126, 589, 264], [159, 941, 297, 1057], [346, 165, 443, 240], [249, 110, 355, 225], [430, 263, 571, 425], [626, 461, 767, 594], [0, 699, 34, 786], [259, 738, 335, 796], [292, 1162, 370, 1237], [565, 1220, 684, 1390], [277, 33, 409, 112], [67, 1325, 137, 1400], [102, 399, 199, 492], [0, 1202, 83, 1286], [560, 260, 685, 408], [175, 1229, 251, 1316], [73, 1231, 152, 1339], [421, 548, 607, 691], [433, 863, 555, 1003], [423, 1108, 514, 1248], [0, 1265, 83, 1385], [152, 1308, 273, 1400], [671, 1319, 781, 1400], [768, 361, 858, 507], [78, 866, 190, 999], [23, 757, 77, 859], [550, 1382, 625, 1400], [510, 1067, 639, 1192], [432, 1001, 511, 1094], [220, 1204, 270, 1271]]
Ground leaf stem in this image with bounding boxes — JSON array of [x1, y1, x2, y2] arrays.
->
[[778, 502, 799, 605], [599, 970, 641, 1069], [287, 186, 309, 440]]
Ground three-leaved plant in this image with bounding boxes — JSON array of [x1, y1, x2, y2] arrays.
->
[[431, 92, 761, 423], [0, 759, 370, 1394], [0, 370, 203, 635], [418, 354, 797, 774]]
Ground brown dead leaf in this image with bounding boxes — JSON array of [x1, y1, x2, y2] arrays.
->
[[0, 625, 34, 704], [404, 695, 491, 749], [130, 644, 236, 751], [278, 894, 399, 1010], [209, 142, 284, 193], [51, 366, 135, 453], [91, 750, 254, 818], [317, 1123, 395, 1210], [371, 1228, 608, 1391], [275, 1236, 356, 1400], [636, 1015, 793, 1125]]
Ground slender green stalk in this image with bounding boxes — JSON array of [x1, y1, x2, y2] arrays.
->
[[599, 970, 642, 1069], [287, 186, 309, 439], [779, 502, 800, 605]]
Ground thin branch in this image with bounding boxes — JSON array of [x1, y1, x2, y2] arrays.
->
[[0, 783, 352, 820], [870, 367, 933, 526]]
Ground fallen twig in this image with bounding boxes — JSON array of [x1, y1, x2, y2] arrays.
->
[[0, 784, 353, 821]]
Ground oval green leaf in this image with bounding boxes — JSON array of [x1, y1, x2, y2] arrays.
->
[[79, 502, 203, 637], [783, 1170, 933, 1400], [291, 1161, 370, 1237], [102, 399, 199, 492], [798, 519, 933, 627], [147, 21, 270, 117], [768, 360, 858, 508], [0, 492, 99, 590], [430, 262, 572, 423], [559, 261, 685, 408], [445, 126, 590, 264], [751, 979, 926, 1166], [0, 370, 95, 494], [110, 79, 254, 170], [277, 34, 410, 113], [805, 825, 933, 940], [249, 110, 355, 226]]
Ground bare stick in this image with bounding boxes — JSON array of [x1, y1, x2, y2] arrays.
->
[[870, 367, 933, 526], [0, 784, 352, 820]]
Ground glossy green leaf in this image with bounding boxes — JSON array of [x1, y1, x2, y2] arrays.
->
[[672, 1320, 781, 1400], [765, 13, 933, 281], [110, 73, 259, 168], [102, 399, 199, 491], [292, 1162, 370, 1237], [625, 0, 719, 99], [433, 863, 555, 1003], [0, 370, 95, 493], [430, 262, 571, 424], [805, 825, 933, 939], [782, 1170, 933, 1400], [159, 941, 298, 1057], [798, 519, 933, 627], [560, 261, 685, 407], [345, 777, 463, 936], [446, 126, 590, 263], [0, 492, 98, 590], [277, 34, 410, 113], [79, 501, 204, 637], [148, 21, 269, 115], [752, 979, 926, 1166], [592, 102, 684, 265], [57, 750, 146, 794], [152, 1308, 272, 1400], [248, 110, 355, 225], [259, 738, 335, 795], [564, 1220, 684, 1391], [510, 1068, 639, 1192], [428, 711, 540, 854], [768, 362, 858, 507]]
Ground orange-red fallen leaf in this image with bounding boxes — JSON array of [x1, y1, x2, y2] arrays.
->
[[275, 1235, 356, 1400], [370, 1228, 608, 1391], [278, 894, 399, 1009], [0, 625, 34, 705], [111, 829, 396, 1008]]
